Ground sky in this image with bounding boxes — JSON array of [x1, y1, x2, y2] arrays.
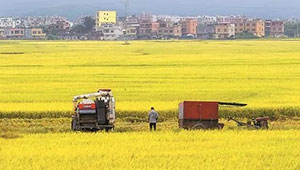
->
[[0, 0, 299, 19]]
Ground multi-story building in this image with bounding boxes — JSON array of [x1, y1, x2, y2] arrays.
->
[[99, 24, 122, 40], [173, 24, 182, 37], [0, 17, 16, 28], [47, 20, 71, 32], [0, 28, 4, 38], [157, 21, 182, 38], [265, 20, 285, 37], [121, 16, 140, 40], [24, 28, 46, 39], [215, 23, 235, 39], [181, 19, 197, 36], [151, 22, 160, 33], [96, 11, 117, 31], [3, 28, 25, 39], [232, 19, 265, 37], [138, 21, 154, 38], [197, 24, 215, 39]]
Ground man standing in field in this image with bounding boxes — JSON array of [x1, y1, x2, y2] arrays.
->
[[148, 107, 159, 131]]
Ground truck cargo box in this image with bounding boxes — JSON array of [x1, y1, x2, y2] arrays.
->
[[179, 101, 219, 120]]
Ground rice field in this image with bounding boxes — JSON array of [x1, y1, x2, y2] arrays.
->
[[0, 40, 300, 118], [1, 130, 300, 170], [1, 40, 300, 170]]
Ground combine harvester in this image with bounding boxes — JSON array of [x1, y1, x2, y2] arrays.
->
[[71, 89, 115, 131]]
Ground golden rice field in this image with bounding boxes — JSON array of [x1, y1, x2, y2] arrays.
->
[[1, 130, 300, 170], [0, 40, 300, 118], [1, 40, 300, 170]]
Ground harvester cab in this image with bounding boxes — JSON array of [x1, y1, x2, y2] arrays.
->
[[71, 89, 115, 131]]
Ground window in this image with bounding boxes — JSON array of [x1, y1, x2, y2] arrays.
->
[[240, 23, 243, 26], [252, 29, 255, 32], [240, 29, 243, 31], [217, 29, 220, 32], [252, 24, 256, 26], [247, 24, 250, 26], [33, 31, 37, 34], [224, 29, 227, 32]]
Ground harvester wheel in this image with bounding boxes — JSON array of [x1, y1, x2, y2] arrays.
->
[[193, 123, 206, 130], [71, 119, 79, 131]]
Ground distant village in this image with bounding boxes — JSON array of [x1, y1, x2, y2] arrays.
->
[[0, 11, 299, 40]]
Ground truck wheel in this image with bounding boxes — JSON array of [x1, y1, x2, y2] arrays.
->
[[193, 123, 206, 130], [105, 127, 113, 132], [261, 121, 269, 129]]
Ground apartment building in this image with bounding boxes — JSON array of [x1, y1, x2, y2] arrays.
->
[[265, 20, 285, 37], [3, 28, 25, 39], [96, 11, 117, 31], [47, 20, 71, 32], [232, 19, 265, 37], [138, 21, 154, 38], [197, 24, 215, 39], [24, 28, 46, 39], [122, 17, 140, 40], [215, 23, 235, 39], [181, 19, 198, 36], [157, 21, 182, 38], [99, 24, 122, 40]]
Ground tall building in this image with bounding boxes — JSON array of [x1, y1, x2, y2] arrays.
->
[[181, 19, 198, 36], [232, 19, 265, 37], [96, 11, 117, 31], [265, 20, 285, 37], [215, 23, 235, 39]]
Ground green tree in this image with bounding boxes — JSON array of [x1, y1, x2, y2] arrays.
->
[[71, 16, 95, 34]]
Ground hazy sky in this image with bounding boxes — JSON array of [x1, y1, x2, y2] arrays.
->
[[0, 0, 299, 19]]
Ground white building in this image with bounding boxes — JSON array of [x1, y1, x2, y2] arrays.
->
[[0, 17, 16, 28], [99, 24, 123, 40]]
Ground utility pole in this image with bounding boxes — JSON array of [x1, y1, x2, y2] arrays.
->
[[123, 0, 130, 45], [297, 24, 299, 37]]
